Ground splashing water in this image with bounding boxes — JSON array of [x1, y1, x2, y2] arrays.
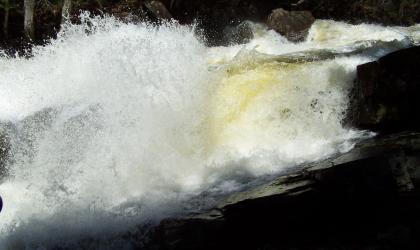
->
[[0, 15, 419, 248]]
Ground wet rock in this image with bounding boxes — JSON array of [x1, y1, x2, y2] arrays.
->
[[0, 108, 61, 180], [149, 218, 225, 250], [222, 21, 254, 45], [0, 124, 11, 179], [0, 134, 10, 179], [143, 0, 173, 21], [349, 46, 420, 132], [144, 132, 420, 249], [266, 8, 315, 42], [164, 0, 294, 46]]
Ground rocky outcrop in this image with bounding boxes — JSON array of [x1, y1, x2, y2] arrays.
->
[[267, 8, 315, 42], [143, 132, 420, 249], [349, 46, 420, 132]]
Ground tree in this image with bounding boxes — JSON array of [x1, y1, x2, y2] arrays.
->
[[24, 0, 35, 40], [3, 0, 10, 38], [0, 0, 14, 39]]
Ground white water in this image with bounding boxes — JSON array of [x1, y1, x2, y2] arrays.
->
[[0, 15, 419, 248]]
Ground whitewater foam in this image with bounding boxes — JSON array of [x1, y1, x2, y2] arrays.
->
[[0, 16, 418, 248]]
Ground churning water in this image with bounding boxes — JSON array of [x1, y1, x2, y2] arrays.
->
[[0, 14, 419, 248]]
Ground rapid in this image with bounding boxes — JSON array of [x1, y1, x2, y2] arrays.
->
[[0, 14, 419, 248]]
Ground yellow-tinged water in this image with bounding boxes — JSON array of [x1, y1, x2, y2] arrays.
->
[[208, 61, 297, 148]]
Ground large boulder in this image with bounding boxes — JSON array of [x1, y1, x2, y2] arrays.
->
[[141, 132, 420, 249], [267, 8, 315, 42], [349, 46, 420, 132]]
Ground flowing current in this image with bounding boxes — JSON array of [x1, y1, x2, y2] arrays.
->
[[0, 15, 419, 248]]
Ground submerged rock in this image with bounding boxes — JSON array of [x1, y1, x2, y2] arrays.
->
[[266, 8, 315, 42], [0, 107, 65, 180], [143, 132, 420, 249], [222, 21, 254, 45], [350, 46, 420, 132], [0, 124, 11, 179]]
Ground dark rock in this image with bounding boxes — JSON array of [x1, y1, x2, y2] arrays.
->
[[150, 218, 225, 250], [164, 0, 294, 46], [143, 132, 420, 249], [349, 46, 420, 132], [143, 0, 173, 21], [266, 8, 315, 42], [222, 21, 254, 45]]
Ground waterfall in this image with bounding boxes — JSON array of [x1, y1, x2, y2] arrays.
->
[[0, 15, 419, 248]]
